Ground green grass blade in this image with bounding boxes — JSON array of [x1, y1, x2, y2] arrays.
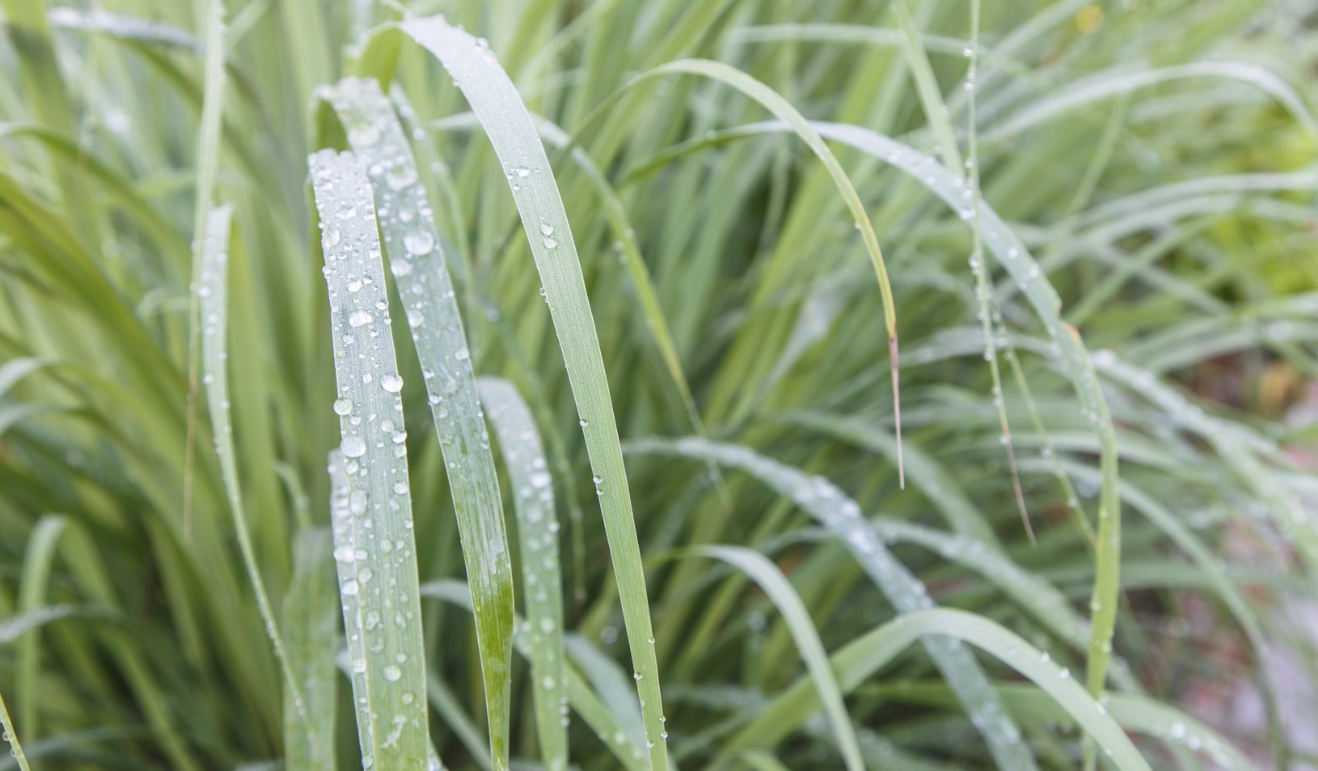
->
[[477, 376, 567, 771], [895, 683, 1256, 771], [870, 519, 1090, 652], [420, 580, 649, 771], [0, 687, 32, 771], [283, 528, 339, 771], [426, 671, 492, 771], [313, 148, 431, 771], [891, 0, 963, 173], [183, 0, 229, 538], [199, 203, 313, 743], [16, 513, 66, 739], [986, 61, 1318, 142], [328, 449, 376, 765], [320, 76, 516, 770], [689, 545, 863, 771], [374, 17, 672, 767], [731, 608, 1151, 771], [628, 437, 1037, 770]]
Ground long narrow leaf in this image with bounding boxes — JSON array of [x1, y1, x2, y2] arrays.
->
[[313, 149, 432, 771], [320, 76, 515, 770]]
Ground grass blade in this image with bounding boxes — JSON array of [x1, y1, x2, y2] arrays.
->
[[0, 687, 31, 771], [16, 514, 66, 739], [198, 203, 313, 744], [362, 17, 673, 767], [313, 149, 431, 771], [628, 437, 1037, 770], [730, 608, 1151, 771], [183, 0, 229, 539], [320, 76, 516, 770], [688, 545, 864, 771], [477, 376, 567, 771], [283, 528, 338, 771], [620, 58, 905, 484]]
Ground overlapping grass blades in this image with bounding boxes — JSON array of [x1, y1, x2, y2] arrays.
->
[[646, 118, 1125, 704], [356, 16, 672, 768], [419, 579, 648, 771], [312, 149, 431, 771], [627, 436, 1037, 770], [477, 376, 568, 771], [688, 545, 863, 771], [319, 76, 515, 770], [723, 608, 1151, 771]]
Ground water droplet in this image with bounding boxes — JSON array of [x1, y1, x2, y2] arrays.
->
[[540, 222, 554, 236], [342, 436, 367, 458], [404, 230, 435, 256], [334, 398, 354, 416], [383, 665, 402, 681], [348, 309, 373, 328], [543, 236, 558, 249], [381, 374, 404, 393]]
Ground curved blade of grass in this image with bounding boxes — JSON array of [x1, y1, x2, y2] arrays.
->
[[198, 203, 313, 743], [476, 376, 567, 771], [627, 437, 1037, 770], [320, 76, 515, 770], [420, 580, 649, 771], [0, 687, 31, 771], [361, 17, 673, 767], [531, 117, 713, 455], [427, 109, 730, 506], [985, 61, 1318, 142], [16, 513, 66, 738], [426, 672, 493, 771], [869, 519, 1090, 652], [688, 545, 864, 771], [283, 528, 338, 771], [894, 682, 1256, 771], [729, 608, 1151, 771], [183, 0, 228, 540], [0, 606, 92, 645], [563, 634, 647, 752], [623, 58, 905, 484], [312, 149, 431, 771], [47, 6, 201, 50]]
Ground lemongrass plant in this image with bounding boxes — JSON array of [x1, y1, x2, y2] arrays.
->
[[0, 0, 1315, 770]]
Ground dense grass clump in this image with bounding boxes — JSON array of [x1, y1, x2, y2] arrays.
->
[[0, 1, 1315, 769]]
